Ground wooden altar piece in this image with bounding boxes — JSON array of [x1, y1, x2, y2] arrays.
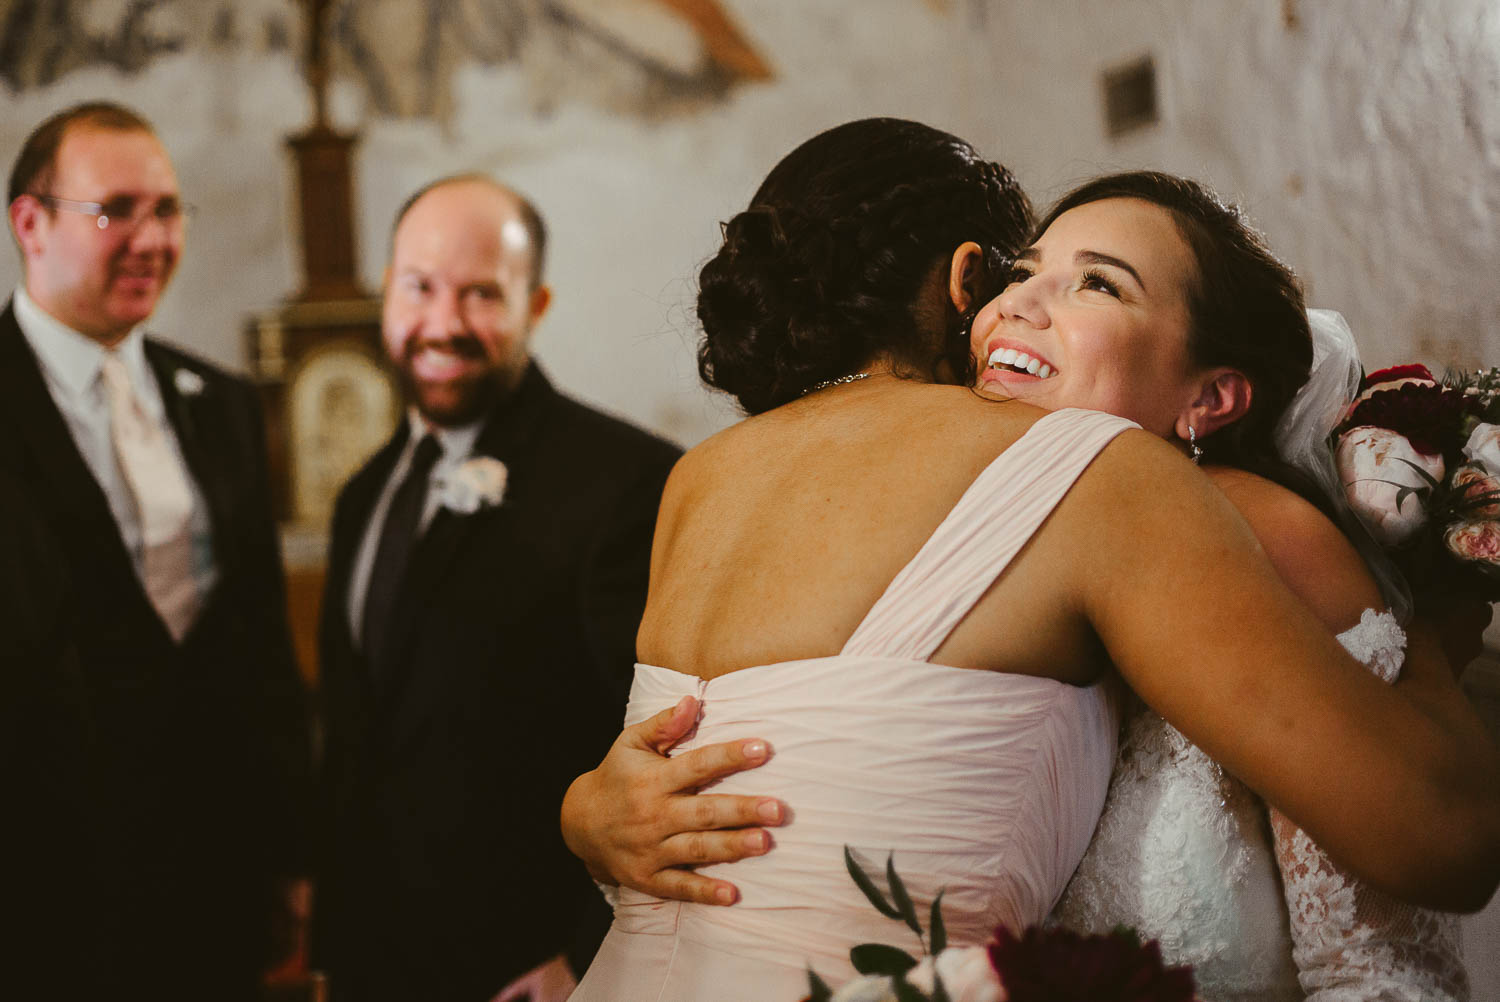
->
[[244, 0, 399, 685]]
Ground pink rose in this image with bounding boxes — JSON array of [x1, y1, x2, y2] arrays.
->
[[1336, 426, 1446, 546], [1445, 520, 1500, 567], [1463, 422, 1500, 472], [1452, 464, 1500, 519]]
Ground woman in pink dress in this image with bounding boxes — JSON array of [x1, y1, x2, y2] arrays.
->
[[564, 122, 1499, 1002]]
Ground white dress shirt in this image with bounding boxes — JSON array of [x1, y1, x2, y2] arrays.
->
[[345, 410, 482, 645], [14, 285, 218, 598]]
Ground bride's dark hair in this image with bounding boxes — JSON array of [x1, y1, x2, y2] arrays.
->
[[1035, 172, 1318, 496], [697, 118, 1032, 415]]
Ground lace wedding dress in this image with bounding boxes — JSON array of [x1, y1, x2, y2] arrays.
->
[[572, 409, 1132, 1002], [1052, 609, 1469, 1002]]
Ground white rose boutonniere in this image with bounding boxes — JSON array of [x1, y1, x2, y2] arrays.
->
[[438, 456, 508, 514], [173, 368, 205, 397]]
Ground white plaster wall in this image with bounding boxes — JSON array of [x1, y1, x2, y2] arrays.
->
[[3, 0, 1497, 987], [4, 0, 1496, 443], [952, 0, 1500, 374]]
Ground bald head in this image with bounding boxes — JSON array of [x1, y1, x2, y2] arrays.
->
[[382, 175, 553, 427], [391, 174, 547, 288]]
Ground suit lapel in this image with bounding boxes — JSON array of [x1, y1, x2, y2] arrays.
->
[[376, 365, 554, 710], [0, 303, 144, 588]]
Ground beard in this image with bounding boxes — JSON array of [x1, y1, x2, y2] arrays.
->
[[402, 368, 501, 427], [393, 335, 524, 428]]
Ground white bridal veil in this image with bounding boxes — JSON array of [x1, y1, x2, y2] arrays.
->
[[1274, 308, 1413, 621]]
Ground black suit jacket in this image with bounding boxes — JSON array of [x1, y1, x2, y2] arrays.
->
[[314, 363, 681, 1002], [0, 302, 311, 1001]]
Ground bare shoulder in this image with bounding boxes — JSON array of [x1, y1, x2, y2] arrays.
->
[[655, 424, 733, 518], [1206, 466, 1381, 631]]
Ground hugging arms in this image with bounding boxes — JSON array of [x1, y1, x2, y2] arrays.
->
[[562, 168, 1499, 917], [562, 127, 1499, 1000]]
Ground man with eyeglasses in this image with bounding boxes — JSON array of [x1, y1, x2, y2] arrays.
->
[[1, 101, 310, 1000]]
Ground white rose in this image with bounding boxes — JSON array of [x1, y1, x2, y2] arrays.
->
[[438, 456, 508, 514], [828, 946, 1004, 1002], [1463, 422, 1500, 472], [906, 947, 1005, 1002], [827, 975, 899, 1002], [1335, 426, 1445, 546]]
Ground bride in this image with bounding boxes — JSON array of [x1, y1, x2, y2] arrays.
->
[[964, 169, 1474, 1001], [563, 122, 1500, 1001]]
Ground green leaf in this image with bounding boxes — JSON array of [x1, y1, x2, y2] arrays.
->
[[1392, 457, 1442, 489], [850, 943, 919, 977], [892, 973, 930, 1002], [886, 853, 923, 939], [928, 890, 947, 955], [1394, 483, 1427, 510], [930, 971, 954, 1002], [845, 846, 902, 920], [804, 968, 832, 1002]]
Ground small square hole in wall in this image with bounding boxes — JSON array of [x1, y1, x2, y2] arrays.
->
[[1102, 55, 1158, 138]]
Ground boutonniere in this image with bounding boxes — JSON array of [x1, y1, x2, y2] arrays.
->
[[173, 368, 206, 397], [438, 456, 508, 514]]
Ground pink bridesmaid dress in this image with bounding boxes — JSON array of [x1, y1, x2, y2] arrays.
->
[[572, 409, 1134, 1002]]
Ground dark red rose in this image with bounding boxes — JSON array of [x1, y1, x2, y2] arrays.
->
[[1337, 383, 1470, 456], [1364, 363, 1435, 387], [987, 926, 1195, 1002]]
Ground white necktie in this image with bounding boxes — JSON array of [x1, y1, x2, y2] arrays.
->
[[100, 353, 199, 641]]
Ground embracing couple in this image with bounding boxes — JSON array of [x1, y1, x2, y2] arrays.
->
[[560, 119, 1499, 1001]]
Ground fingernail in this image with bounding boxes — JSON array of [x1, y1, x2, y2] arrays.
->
[[743, 830, 768, 852], [742, 739, 768, 760], [757, 799, 782, 823], [715, 885, 736, 905]]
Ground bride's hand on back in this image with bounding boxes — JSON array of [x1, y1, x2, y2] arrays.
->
[[561, 695, 786, 904]]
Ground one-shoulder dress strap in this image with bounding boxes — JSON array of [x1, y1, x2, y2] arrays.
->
[[840, 408, 1139, 662]]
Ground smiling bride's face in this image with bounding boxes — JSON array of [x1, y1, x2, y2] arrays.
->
[[968, 197, 1211, 439]]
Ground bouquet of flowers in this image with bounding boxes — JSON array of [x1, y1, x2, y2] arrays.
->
[[1333, 364, 1500, 607], [804, 849, 1195, 1002]]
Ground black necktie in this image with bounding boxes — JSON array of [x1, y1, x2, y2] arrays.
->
[[362, 435, 443, 676]]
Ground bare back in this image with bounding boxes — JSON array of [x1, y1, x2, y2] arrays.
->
[[638, 378, 1110, 684]]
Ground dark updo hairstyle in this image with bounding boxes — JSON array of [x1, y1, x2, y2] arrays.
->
[[1035, 171, 1316, 495], [697, 118, 1032, 414]]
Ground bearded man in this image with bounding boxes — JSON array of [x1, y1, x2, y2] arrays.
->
[[313, 175, 680, 1002]]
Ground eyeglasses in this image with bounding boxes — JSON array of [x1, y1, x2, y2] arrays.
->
[[33, 194, 195, 232]]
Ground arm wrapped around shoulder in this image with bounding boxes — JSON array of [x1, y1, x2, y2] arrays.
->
[[1072, 431, 1500, 913]]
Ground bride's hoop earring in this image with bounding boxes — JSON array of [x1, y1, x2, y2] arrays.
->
[[1188, 425, 1203, 465]]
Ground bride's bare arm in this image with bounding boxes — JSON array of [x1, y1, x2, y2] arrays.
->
[[560, 696, 784, 904], [1076, 433, 1500, 912], [1214, 468, 1488, 779]]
